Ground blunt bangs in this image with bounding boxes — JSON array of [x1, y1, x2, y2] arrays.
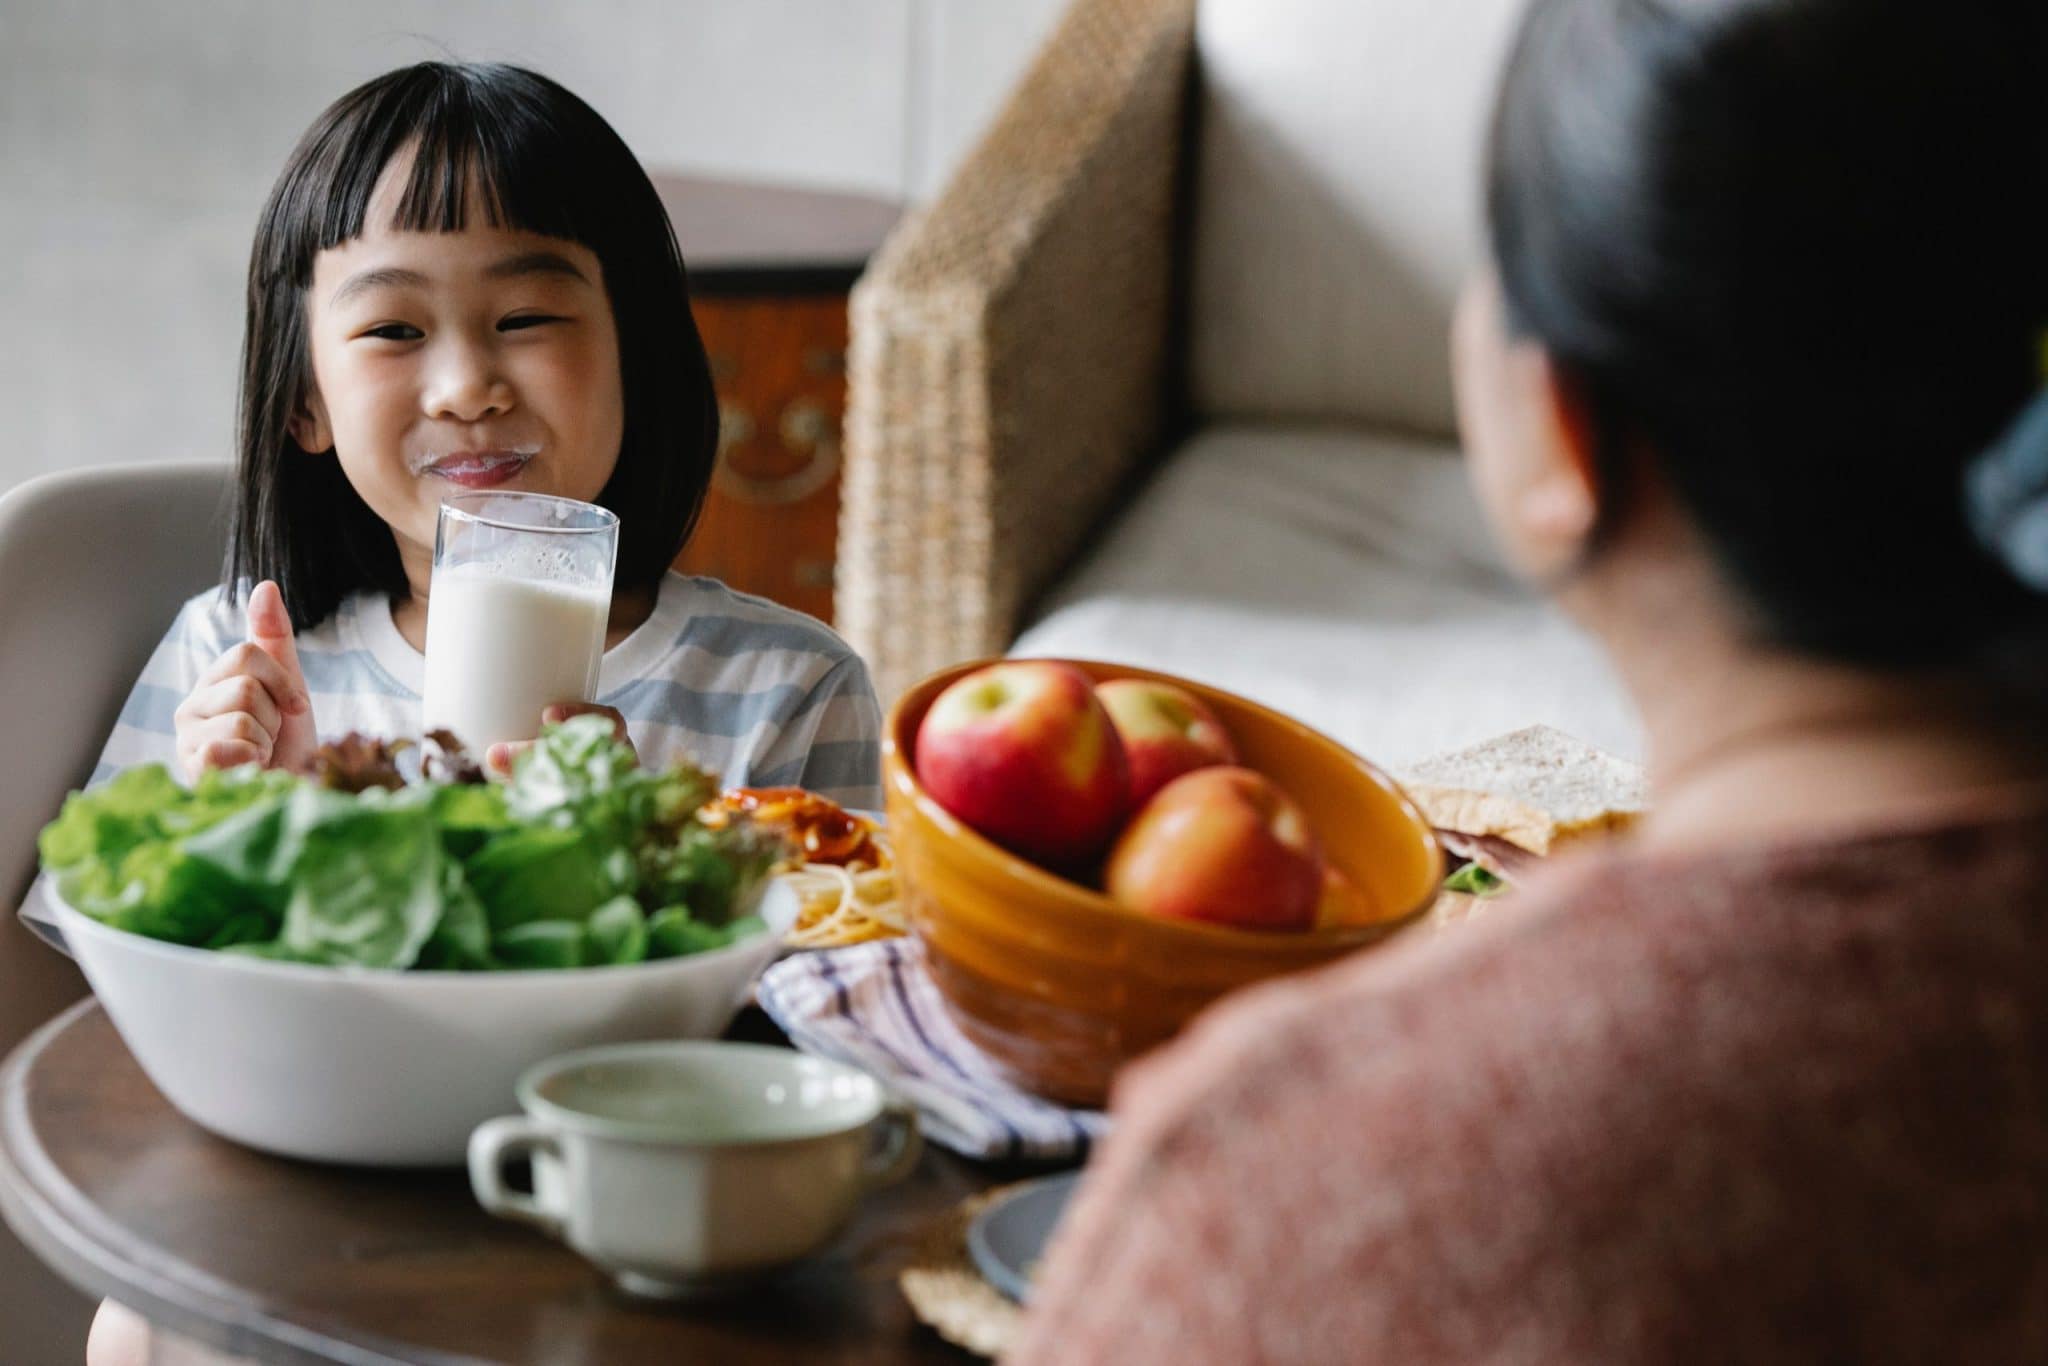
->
[[260, 64, 616, 287]]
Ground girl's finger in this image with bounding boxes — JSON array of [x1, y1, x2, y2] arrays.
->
[[198, 739, 266, 770], [179, 712, 275, 776], [491, 707, 633, 775], [194, 642, 310, 716], [184, 675, 283, 739], [541, 702, 629, 741], [246, 580, 310, 700], [486, 740, 529, 775], [213, 710, 275, 754], [195, 712, 272, 770]]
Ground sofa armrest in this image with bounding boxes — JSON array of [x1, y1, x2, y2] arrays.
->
[[839, 0, 1196, 700]]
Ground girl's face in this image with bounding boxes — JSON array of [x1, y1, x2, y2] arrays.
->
[[290, 159, 626, 584]]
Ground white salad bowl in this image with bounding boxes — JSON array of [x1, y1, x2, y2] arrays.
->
[[46, 880, 798, 1167]]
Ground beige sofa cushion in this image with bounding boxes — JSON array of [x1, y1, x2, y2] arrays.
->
[[1188, 0, 1528, 437], [1011, 424, 1640, 766]]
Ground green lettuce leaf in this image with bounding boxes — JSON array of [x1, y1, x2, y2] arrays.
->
[[428, 781, 514, 859], [462, 825, 635, 933], [268, 787, 446, 969], [177, 791, 312, 906], [639, 819, 782, 927], [502, 714, 650, 843], [38, 764, 186, 873], [38, 763, 297, 945], [1443, 863, 1510, 897], [647, 906, 762, 959], [37, 718, 782, 973], [493, 919, 587, 970], [584, 896, 650, 966], [203, 907, 278, 951], [55, 840, 255, 946], [415, 862, 492, 971]]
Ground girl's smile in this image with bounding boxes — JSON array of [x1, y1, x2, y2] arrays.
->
[[409, 443, 542, 488]]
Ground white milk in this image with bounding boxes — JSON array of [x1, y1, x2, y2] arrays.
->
[[421, 570, 610, 751]]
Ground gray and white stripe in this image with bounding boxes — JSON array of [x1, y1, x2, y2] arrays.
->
[[92, 574, 884, 810]]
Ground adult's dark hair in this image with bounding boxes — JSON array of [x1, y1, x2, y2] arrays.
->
[[1485, 0, 2048, 673], [229, 61, 718, 630]]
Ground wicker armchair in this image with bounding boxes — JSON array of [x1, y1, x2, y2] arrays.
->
[[844, 0, 1642, 760], [839, 0, 1195, 703]]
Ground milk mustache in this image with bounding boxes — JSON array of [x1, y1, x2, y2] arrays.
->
[[422, 568, 609, 751]]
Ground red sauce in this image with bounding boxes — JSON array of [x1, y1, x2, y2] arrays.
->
[[717, 787, 885, 869]]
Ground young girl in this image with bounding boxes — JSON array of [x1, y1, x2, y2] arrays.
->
[[78, 62, 882, 1366], [91, 62, 882, 812]]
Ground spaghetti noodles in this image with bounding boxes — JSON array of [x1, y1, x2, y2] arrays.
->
[[709, 788, 907, 948]]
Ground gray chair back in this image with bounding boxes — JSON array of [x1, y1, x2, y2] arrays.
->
[[1, 459, 230, 1029], [0, 461, 230, 913], [0, 460, 229, 1359]]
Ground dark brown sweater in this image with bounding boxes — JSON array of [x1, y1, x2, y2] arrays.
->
[[1011, 802, 2048, 1364]]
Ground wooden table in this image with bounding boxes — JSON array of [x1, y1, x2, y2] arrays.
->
[[0, 1000, 1043, 1365]]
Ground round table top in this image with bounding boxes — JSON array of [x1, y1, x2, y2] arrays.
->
[[0, 1000, 1030, 1365]]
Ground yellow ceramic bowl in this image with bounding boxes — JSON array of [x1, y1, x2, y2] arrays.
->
[[884, 659, 1441, 1108]]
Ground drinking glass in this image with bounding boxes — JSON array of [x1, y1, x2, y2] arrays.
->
[[421, 492, 619, 752]]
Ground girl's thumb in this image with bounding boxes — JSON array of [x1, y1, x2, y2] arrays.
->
[[247, 580, 307, 685]]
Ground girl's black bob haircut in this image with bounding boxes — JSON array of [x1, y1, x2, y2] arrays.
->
[[228, 61, 718, 630]]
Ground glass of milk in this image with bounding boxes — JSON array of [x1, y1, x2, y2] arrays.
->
[[421, 492, 619, 753]]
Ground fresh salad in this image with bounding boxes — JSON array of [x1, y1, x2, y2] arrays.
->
[[38, 716, 786, 971]]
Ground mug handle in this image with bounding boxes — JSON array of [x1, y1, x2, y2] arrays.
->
[[860, 1097, 923, 1191], [468, 1116, 567, 1236]]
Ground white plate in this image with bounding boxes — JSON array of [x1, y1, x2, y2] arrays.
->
[[967, 1171, 1081, 1303]]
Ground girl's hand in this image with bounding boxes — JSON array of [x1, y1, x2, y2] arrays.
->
[[173, 581, 318, 781], [485, 702, 635, 776]]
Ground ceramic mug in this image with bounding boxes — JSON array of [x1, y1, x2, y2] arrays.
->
[[468, 1041, 921, 1297]]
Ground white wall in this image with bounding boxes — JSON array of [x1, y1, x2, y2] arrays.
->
[[0, 0, 1069, 495]]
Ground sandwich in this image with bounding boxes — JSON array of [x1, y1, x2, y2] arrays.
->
[[1399, 725, 1647, 892]]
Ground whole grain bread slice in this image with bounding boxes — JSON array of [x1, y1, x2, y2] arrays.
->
[[1400, 725, 1647, 855]]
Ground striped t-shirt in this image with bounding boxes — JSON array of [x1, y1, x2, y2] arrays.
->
[[93, 572, 884, 811]]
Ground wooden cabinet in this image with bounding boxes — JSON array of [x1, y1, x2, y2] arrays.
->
[[652, 176, 901, 626]]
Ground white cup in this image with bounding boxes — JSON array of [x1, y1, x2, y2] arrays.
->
[[468, 1041, 921, 1298], [422, 491, 619, 753]]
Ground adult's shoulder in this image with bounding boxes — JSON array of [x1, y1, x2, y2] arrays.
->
[[1009, 876, 1613, 1360], [1043, 845, 1666, 1232], [1085, 803, 2048, 1209], [1021, 810, 2048, 1361], [1109, 856, 1612, 1131]]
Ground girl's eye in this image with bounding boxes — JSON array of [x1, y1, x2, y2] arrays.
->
[[499, 314, 564, 332], [362, 323, 423, 342]]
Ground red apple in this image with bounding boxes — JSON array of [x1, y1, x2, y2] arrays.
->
[[1105, 767, 1325, 931], [1094, 678, 1240, 808], [915, 662, 1131, 867]]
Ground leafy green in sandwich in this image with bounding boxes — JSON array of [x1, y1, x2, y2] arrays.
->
[[1442, 862, 1510, 898]]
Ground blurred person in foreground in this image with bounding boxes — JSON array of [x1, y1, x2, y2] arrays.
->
[[1011, 0, 2048, 1360]]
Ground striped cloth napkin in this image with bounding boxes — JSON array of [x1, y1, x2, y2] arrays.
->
[[756, 938, 1108, 1162]]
